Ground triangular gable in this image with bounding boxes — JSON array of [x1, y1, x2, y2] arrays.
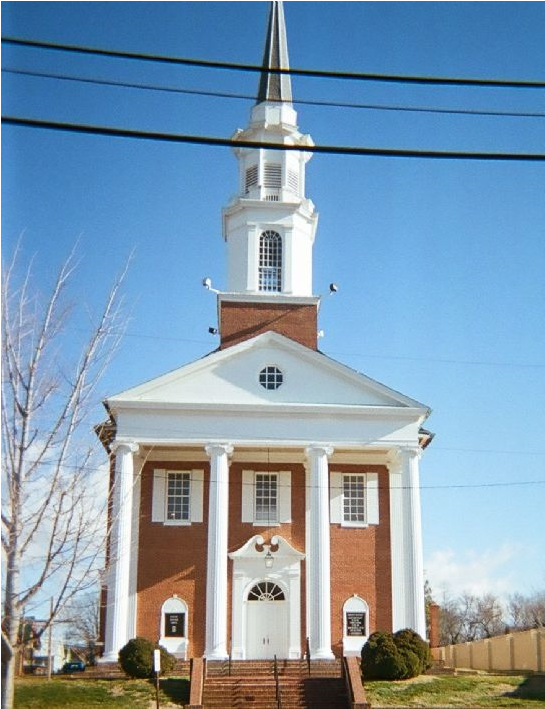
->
[[107, 331, 428, 411]]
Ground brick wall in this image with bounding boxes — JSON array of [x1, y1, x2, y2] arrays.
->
[[329, 465, 392, 655], [135, 459, 393, 658], [136, 461, 210, 656], [219, 300, 318, 349]]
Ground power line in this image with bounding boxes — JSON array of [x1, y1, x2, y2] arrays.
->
[[4, 67, 544, 119], [65, 326, 544, 370], [3, 36, 545, 89], [3, 116, 545, 162], [16, 458, 545, 489], [326, 349, 545, 369]]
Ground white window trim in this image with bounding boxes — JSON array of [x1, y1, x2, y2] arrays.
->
[[242, 469, 291, 526], [152, 469, 204, 525], [330, 471, 379, 527]]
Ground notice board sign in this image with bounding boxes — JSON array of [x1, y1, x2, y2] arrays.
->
[[346, 611, 366, 637], [165, 612, 185, 637]]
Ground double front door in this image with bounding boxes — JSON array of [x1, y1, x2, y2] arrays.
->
[[246, 582, 288, 659]]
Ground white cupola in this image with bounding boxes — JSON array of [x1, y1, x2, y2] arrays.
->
[[221, 0, 319, 300]]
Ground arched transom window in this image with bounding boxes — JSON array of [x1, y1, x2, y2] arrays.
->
[[248, 581, 285, 601], [259, 231, 282, 292]]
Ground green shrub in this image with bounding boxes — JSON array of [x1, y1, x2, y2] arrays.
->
[[361, 632, 408, 680], [361, 629, 431, 681], [394, 628, 432, 674], [118, 637, 176, 679]]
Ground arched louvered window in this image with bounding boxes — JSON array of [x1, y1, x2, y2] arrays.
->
[[247, 581, 285, 601], [259, 231, 282, 292]]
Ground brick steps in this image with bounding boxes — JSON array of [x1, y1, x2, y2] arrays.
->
[[203, 678, 347, 709], [202, 660, 347, 708], [206, 659, 341, 677]]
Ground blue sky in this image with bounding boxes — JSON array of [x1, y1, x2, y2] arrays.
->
[[2, 1, 544, 604]]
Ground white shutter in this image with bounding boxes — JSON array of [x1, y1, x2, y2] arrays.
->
[[191, 469, 204, 523], [152, 469, 166, 522], [241, 470, 254, 523], [366, 472, 379, 525], [329, 472, 343, 524], [278, 471, 291, 523]]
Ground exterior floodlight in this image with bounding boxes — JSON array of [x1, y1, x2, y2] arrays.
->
[[202, 277, 220, 294], [329, 283, 338, 293], [317, 330, 324, 338], [208, 327, 218, 335]]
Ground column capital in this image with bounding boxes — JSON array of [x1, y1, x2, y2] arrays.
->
[[205, 442, 234, 458], [305, 444, 334, 460], [111, 440, 139, 455], [388, 446, 422, 467]]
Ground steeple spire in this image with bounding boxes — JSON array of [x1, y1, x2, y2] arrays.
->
[[256, 1, 292, 105], [220, 0, 318, 350]]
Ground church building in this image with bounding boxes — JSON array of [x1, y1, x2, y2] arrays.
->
[[99, 1, 432, 664]]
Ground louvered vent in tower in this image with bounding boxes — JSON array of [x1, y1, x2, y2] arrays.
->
[[287, 169, 299, 194], [263, 163, 282, 188], [245, 165, 258, 193]]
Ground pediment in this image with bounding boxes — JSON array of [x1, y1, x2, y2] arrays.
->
[[108, 332, 428, 412], [229, 534, 305, 561]]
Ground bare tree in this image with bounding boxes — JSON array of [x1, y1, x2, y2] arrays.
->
[[438, 591, 505, 645], [507, 591, 545, 630], [60, 590, 101, 664], [1, 244, 128, 709], [473, 593, 504, 639]]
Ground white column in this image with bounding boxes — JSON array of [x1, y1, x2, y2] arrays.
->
[[102, 441, 139, 662], [388, 453, 405, 632], [399, 446, 426, 638], [205, 443, 233, 659], [305, 445, 335, 660]]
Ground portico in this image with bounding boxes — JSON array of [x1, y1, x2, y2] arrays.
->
[[101, 408, 428, 661]]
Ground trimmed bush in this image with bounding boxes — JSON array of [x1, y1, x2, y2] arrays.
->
[[118, 637, 176, 679], [394, 628, 432, 674], [361, 631, 409, 680], [361, 629, 431, 681]]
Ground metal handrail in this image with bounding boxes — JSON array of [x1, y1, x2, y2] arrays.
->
[[305, 637, 311, 676], [273, 655, 282, 709]]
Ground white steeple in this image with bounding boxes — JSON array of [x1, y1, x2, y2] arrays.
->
[[222, 1, 319, 300]]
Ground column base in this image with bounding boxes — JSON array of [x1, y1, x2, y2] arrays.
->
[[205, 651, 229, 661], [312, 648, 335, 660], [99, 652, 119, 664]]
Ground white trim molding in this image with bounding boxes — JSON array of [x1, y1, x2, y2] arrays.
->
[[229, 535, 305, 660]]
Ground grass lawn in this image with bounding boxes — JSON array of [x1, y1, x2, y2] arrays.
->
[[14, 676, 190, 708], [365, 673, 545, 707]]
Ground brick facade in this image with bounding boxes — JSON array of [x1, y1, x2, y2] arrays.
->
[[135, 458, 393, 659], [219, 300, 318, 350]]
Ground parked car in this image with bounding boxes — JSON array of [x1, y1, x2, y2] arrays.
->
[[62, 660, 86, 673]]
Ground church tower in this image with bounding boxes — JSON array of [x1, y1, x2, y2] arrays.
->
[[219, 0, 320, 350]]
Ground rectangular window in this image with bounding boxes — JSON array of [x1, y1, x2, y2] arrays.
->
[[254, 473, 278, 523], [343, 474, 365, 523], [166, 472, 191, 522]]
